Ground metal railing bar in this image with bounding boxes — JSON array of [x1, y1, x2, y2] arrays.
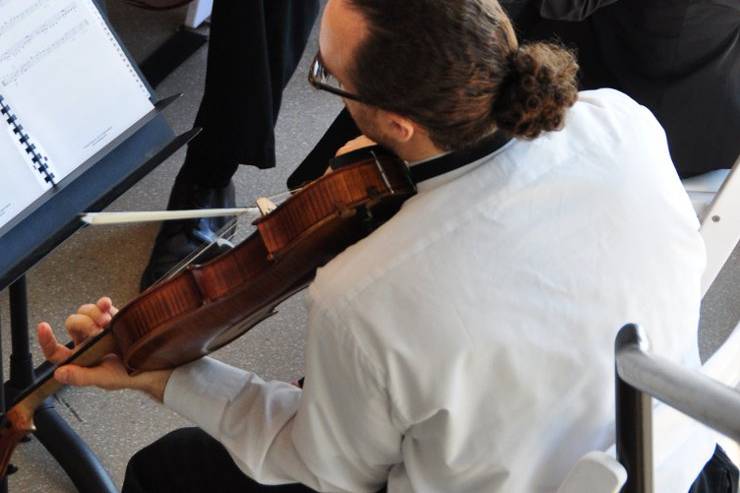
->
[[616, 324, 740, 443]]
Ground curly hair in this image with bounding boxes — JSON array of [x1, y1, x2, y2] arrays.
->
[[345, 0, 579, 148], [492, 43, 579, 139]]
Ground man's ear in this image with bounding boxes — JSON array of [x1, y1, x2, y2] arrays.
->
[[382, 110, 416, 143]]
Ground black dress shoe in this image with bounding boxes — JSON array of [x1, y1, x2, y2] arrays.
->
[[140, 176, 236, 292]]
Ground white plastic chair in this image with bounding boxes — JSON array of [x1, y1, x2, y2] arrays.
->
[[558, 159, 740, 492], [682, 155, 740, 297], [557, 321, 740, 493], [682, 154, 740, 463], [556, 451, 627, 493]]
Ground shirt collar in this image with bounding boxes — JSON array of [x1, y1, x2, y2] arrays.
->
[[408, 132, 513, 192]]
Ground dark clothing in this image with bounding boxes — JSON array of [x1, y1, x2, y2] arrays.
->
[[122, 428, 318, 493], [287, 108, 359, 190], [181, 0, 320, 188], [690, 445, 739, 493], [503, 0, 740, 177], [122, 427, 386, 493], [293, 0, 740, 186], [138, 0, 319, 291], [122, 428, 733, 492]]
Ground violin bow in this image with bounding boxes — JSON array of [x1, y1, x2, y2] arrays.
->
[[79, 194, 286, 226], [152, 216, 239, 287], [79, 208, 259, 225]]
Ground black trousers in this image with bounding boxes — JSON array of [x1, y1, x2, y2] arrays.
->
[[690, 445, 739, 493], [122, 427, 387, 493], [122, 428, 320, 493], [181, 0, 320, 188], [123, 427, 734, 493]]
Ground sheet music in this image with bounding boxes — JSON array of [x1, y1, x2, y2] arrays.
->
[[0, 122, 49, 230], [0, 0, 153, 180]]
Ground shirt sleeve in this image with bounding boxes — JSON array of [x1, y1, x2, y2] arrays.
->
[[538, 0, 619, 21], [163, 301, 402, 492]]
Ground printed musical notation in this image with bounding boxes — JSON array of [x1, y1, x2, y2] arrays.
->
[[0, 0, 154, 232], [0, 3, 77, 64], [0, 0, 54, 40], [0, 3, 89, 87], [2, 21, 90, 87], [0, 0, 153, 179]]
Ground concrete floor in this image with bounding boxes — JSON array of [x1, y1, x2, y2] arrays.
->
[[0, 2, 737, 492]]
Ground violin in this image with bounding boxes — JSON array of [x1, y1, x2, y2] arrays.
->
[[0, 147, 416, 478]]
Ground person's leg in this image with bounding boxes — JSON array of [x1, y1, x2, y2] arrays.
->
[[181, 0, 320, 185], [140, 0, 320, 290], [263, 0, 321, 129], [689, 445, 739, 493], [180, 1, 270, 186], [122, 427, 319, 493], [286, 108, 360, 190]]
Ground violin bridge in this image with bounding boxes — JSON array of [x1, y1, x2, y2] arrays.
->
[[256, 197, 278, 217]]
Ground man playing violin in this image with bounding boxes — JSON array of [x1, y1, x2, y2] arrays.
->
[[38, 0, 730, 491]]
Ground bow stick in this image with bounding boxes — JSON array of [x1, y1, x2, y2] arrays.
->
[[79, 197, 282, 226]]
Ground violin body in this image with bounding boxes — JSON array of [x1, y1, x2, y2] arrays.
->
[[113, 147, 415, 371], [0, 148, 415, 480]]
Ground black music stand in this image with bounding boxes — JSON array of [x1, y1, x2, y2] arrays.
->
[[0, 94, 198, 491], [0, 4, 202, 491]]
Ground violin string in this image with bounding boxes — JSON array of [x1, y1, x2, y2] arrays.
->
[[149, 185, 306, 288], [265, 189, 299, 204], [155, 224, 234, 286], [153, 218, 240, 287]]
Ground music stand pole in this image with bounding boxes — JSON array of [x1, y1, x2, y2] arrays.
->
[[7, 277, 117, 493]]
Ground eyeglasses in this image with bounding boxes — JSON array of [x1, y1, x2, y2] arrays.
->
[[308, 52, 369, 104]]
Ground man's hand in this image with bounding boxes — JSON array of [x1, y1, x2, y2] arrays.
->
[[37, 297, 173, 402], [335, 135, 377, 157], [322, 136, 379, 177]]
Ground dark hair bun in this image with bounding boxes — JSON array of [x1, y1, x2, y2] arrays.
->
[[492, 43, 579, 139]]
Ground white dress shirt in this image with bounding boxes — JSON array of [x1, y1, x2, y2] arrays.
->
[[164, 89, 711, 492]]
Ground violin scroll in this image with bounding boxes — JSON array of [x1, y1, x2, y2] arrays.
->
[[0, 406, 35, 478]]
